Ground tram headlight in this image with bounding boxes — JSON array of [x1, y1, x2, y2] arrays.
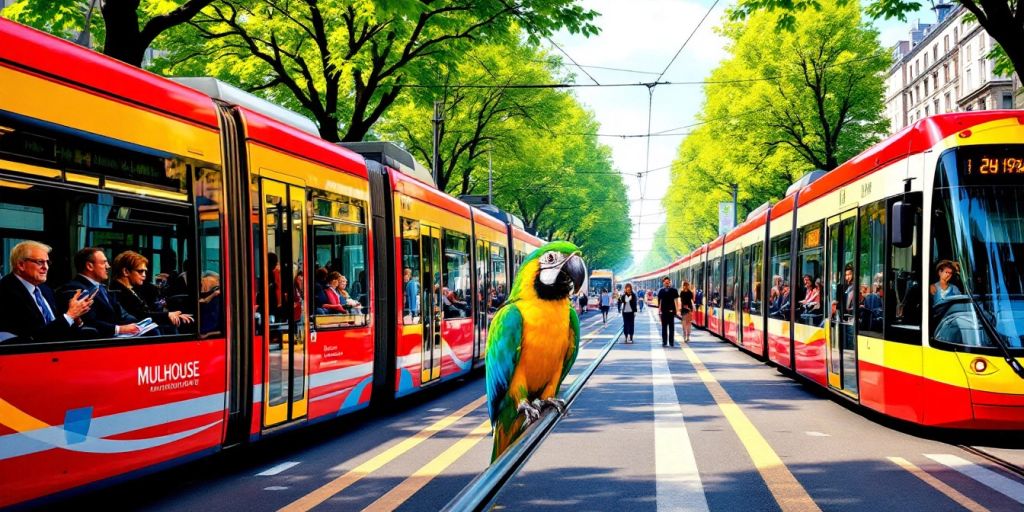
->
[[971, 358, 989, 374]]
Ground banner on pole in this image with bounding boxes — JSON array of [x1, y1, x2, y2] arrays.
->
[[718, 202, 735, 236]]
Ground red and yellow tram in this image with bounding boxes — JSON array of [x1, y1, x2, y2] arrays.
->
[[0, 20, 543, 507], [628, 110, 1024, 431]]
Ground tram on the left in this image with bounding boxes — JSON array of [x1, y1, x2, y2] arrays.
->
[[0, 20, 544, 507]]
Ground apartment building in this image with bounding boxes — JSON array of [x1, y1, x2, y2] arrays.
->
[[884, 4, 1018, 134]]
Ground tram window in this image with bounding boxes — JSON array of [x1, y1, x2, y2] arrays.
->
[[769, 232, 792, 320], [858, 201, 886, 338], [490, 244, 508, 310], [442, 231, 471, 319], [709, 257, 721, 309], [310, 192, 370, 329], [195, 167, 224, 337], [795, 222, 823, 326], [888, 193, 922, 344], [401, 218, 422, 325], [749, 242, 764, 316]]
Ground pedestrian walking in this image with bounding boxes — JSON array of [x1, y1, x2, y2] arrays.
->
[[619, 283, 638, 343], [599, 288, 611, 324], [577, 291, 588, 316], [656, 276, 680, 347], [679, 281, 695, 343], [637, 288, 645, 312]]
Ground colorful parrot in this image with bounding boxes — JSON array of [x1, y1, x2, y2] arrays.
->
[[485, 241, 587, 461]]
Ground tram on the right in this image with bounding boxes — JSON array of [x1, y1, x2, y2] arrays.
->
[[629, 111, 1024, 430]]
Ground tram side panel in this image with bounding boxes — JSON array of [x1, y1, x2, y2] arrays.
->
[[0, 25, 232, 505]]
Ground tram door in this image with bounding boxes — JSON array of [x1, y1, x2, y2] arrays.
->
[[260, 179, 309, 427], [825, 211, 859, 397], [420, 225, 443, 384]]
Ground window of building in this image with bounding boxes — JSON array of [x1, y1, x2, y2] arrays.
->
[[934, 99, 940, 114], [933, 71, 939, 88], [953, 27, 958, 42], [1003, 93, 1015, 109], [943, 63, 949, 81], [945, 92, 952, 111], [944, 35, 949, 53], [924, 54, 929, 69], [933, 45, 938, 62], [925, 105, 930, 116]]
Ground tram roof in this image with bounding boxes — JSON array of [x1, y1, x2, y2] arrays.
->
[[0, 19, 220, 131], [796, 110, 1024, 207], [241, 107, 368, 179]]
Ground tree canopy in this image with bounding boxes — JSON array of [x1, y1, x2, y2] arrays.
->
[[657, 0, 889, 256], [730, 0, 1024, 76]]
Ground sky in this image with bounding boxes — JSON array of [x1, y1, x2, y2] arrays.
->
[[552, 0, 928, 272]]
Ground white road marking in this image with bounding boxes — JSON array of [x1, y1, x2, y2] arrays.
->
[[428, 408, 447, 412], [805, 431, 830, 437], [257, 461, 301, 476], [649, 318, 710, 512], [264, 486, 290, 491], [926, 453, 1024, 504]]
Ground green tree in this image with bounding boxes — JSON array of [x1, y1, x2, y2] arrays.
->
[[2, 0, 215, 66], [153, 0, 598, 142], [730, 0, 1024, 76], [375, 41, 566, 195], [662, 0, 888, 254]]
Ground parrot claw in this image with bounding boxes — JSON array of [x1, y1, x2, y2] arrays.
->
[[518, 399, 542, 427], [541, 397, 567, 415]]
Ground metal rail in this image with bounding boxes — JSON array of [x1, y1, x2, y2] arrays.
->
[[440, 329, 624, 512], [958, 445, 1024, 480]]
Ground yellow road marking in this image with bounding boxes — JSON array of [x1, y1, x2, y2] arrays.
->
[[888, 457, 990, 512], [279, 395, 486, 512], [682, 346, 821, 512], [361, 419, 492, 511]]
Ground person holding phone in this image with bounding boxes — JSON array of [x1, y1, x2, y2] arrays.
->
[[111, 251, 193, 334], [0, 241, 92, 342]]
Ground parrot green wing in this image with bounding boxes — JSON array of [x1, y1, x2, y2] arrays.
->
[[485, 302, 523, 424], [559, 305, 581, 387]]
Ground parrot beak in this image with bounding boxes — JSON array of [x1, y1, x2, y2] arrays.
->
[[561, 253, 587, 295]]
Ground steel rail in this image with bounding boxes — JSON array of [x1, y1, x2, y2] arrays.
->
[[958, 445, 1024, 480], [440, 329, 624, 512]]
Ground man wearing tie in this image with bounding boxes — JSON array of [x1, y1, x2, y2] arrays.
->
[[60, 247, 141, 337], [0, 241, 92, 342]]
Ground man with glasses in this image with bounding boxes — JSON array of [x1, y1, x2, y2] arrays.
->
[[0, 241, 92, 342], [59, 247, 141, 337]]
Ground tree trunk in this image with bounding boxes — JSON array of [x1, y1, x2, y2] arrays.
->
[[101, 1, 146, 66]]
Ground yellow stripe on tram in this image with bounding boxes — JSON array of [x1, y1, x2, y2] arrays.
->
[[888, 457, 990, 512], [0, 398, 51, 432], [681, 346, 822, 512], [361, 419, 492, 511], [279, 395, 487, 512]]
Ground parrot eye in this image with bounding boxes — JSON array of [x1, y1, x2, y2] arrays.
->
[[541, 252, 561, 265]]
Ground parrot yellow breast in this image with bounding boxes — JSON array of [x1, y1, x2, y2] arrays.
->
[[511, 298, 572, 396]]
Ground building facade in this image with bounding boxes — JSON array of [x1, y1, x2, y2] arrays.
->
[[884, 4, 1019, 134]]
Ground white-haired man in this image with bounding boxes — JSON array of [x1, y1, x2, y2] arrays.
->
[[0, 241, 92, 342]]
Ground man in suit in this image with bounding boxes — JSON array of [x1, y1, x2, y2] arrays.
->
[[59, 247, 141, 337], [0, 241, 92, 342]]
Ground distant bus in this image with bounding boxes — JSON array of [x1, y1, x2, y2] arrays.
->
[[588, 269, 615, 310]]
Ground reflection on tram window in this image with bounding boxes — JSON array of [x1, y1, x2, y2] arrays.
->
[[442, 231, 471, 319]]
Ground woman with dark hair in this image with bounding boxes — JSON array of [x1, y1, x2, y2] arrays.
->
[[619, 283, 638, 343], [111, 251, 192, 334], [929, 259, 962, 305]]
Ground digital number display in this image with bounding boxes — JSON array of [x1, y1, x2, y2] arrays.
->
[[965, 156, 1024, 176]]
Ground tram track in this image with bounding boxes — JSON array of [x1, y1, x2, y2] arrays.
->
[[441, 328, 625, 512], [958, 445, 1024, 481]]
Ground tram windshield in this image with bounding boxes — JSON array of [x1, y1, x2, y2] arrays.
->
[[590, 277, 612, 296], [932, 146, 1024, 351]]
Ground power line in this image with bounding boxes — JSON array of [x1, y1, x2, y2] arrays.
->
[[656, 0, 722, 82], [534, 59, 660, 76]]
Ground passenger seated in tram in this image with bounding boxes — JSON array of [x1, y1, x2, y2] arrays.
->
[[442, 286, 469, 318], [110, 251, 193, 335], [0, 240, 92, 343], [322, 271, 348, 314], [313, 267, 330, 314], [336, 274, 362, 313], [59, 247, 142, 338], [198, 271, 222, 334]]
